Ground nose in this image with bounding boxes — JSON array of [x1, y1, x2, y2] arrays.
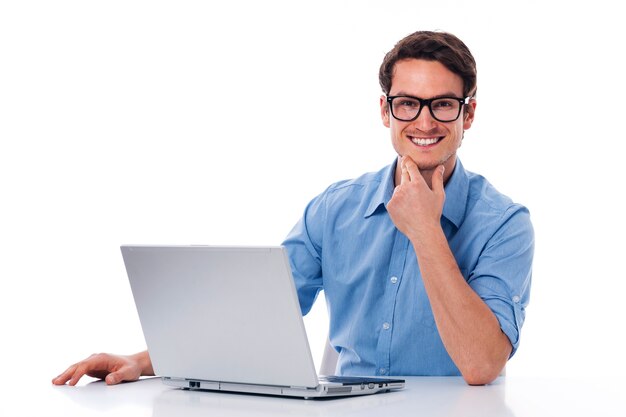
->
[[412, 105, 438, 131]]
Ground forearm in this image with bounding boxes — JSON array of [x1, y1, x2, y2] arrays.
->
[[411, 226, 511, 385], [131, 350, 155, 377]]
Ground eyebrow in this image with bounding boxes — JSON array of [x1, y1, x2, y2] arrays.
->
[[391, 91, 464, 99]]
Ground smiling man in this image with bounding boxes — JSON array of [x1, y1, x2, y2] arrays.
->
[[53, 31, 533, 387], [283, 31, 533, 385]]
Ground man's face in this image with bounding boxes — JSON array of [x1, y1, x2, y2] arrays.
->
[[380, 59, 476, 175]]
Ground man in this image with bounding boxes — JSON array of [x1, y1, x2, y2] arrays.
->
[[53, 31, 533, 387]]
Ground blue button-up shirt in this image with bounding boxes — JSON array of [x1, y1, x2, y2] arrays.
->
[[283, 158, 534, 376]]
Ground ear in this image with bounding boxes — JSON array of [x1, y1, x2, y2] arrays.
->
[[380, 95, 391, 128], [463, 98, 477, 130]]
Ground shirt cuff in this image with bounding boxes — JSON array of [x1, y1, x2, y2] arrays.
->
[[481, 295, 525, 357]]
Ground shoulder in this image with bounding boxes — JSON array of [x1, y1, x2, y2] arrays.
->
[[464, 169, 533, 240], [325, 170, 382, 196], [307, 163, 393, 221], [320, 164, 390, 202], [466, 170, 527, 216]]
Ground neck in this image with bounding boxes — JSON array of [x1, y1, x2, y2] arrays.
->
[[393, 157, 456, 189]]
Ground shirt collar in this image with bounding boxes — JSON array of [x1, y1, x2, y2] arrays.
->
[[364, 158, 469, 229], [441, 158, 469, 229], [364, 160, 397, 218]]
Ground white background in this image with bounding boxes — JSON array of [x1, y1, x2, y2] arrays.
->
[[1, 0, 624, 385]]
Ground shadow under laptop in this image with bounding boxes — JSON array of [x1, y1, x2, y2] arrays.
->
[[152, 387, 403, 417], [151, 377, 516, 417]]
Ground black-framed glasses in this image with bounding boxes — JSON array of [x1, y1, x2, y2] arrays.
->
[[386, 95, 470, 123]]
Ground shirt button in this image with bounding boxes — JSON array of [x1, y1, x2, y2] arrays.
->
[[382, 322, 390, 330], [512, 295, 520, 303], [379, 368, 387, 375], [390, 276, 398, 284]]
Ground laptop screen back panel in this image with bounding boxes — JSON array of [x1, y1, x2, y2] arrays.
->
[[122, 245, 319, 389]]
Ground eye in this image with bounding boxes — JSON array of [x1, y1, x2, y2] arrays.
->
[[396, 98, 420, 108], [432, 99, 457, 109]]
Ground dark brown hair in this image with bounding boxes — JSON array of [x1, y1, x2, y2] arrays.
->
[[379, 31, 477, 98]]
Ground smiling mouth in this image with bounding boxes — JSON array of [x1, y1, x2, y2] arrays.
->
[[408, 136, 444, 147]]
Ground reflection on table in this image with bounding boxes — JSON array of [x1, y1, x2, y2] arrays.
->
[[44, 376, 626, 417]]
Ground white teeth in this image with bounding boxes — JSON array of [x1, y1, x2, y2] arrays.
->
[[410, 137, 440, 146]]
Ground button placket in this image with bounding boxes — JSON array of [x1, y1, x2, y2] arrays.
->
[[374, 229, 408, 376]]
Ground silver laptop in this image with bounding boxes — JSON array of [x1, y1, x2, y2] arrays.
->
[[121, 245, 405, 399]]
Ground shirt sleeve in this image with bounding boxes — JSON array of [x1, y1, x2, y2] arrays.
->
[[282, 190, 326, 316], [467, 205, 534, 357]]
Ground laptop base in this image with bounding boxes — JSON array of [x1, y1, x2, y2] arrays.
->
[[163, 376, 404, 399]]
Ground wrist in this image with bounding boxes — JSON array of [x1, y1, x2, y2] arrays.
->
[[408, 223, 444, 250], [131, 350, 154, 376]]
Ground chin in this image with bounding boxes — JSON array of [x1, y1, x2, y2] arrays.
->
[[417, 165, 440, 172], [406, 156, 445, 171]]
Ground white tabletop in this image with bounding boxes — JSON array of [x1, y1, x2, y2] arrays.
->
[[8, 376, 624, 417]]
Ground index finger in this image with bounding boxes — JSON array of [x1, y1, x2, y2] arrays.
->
[[400, 163, 410, 185], [402, 156, 423, 184]]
